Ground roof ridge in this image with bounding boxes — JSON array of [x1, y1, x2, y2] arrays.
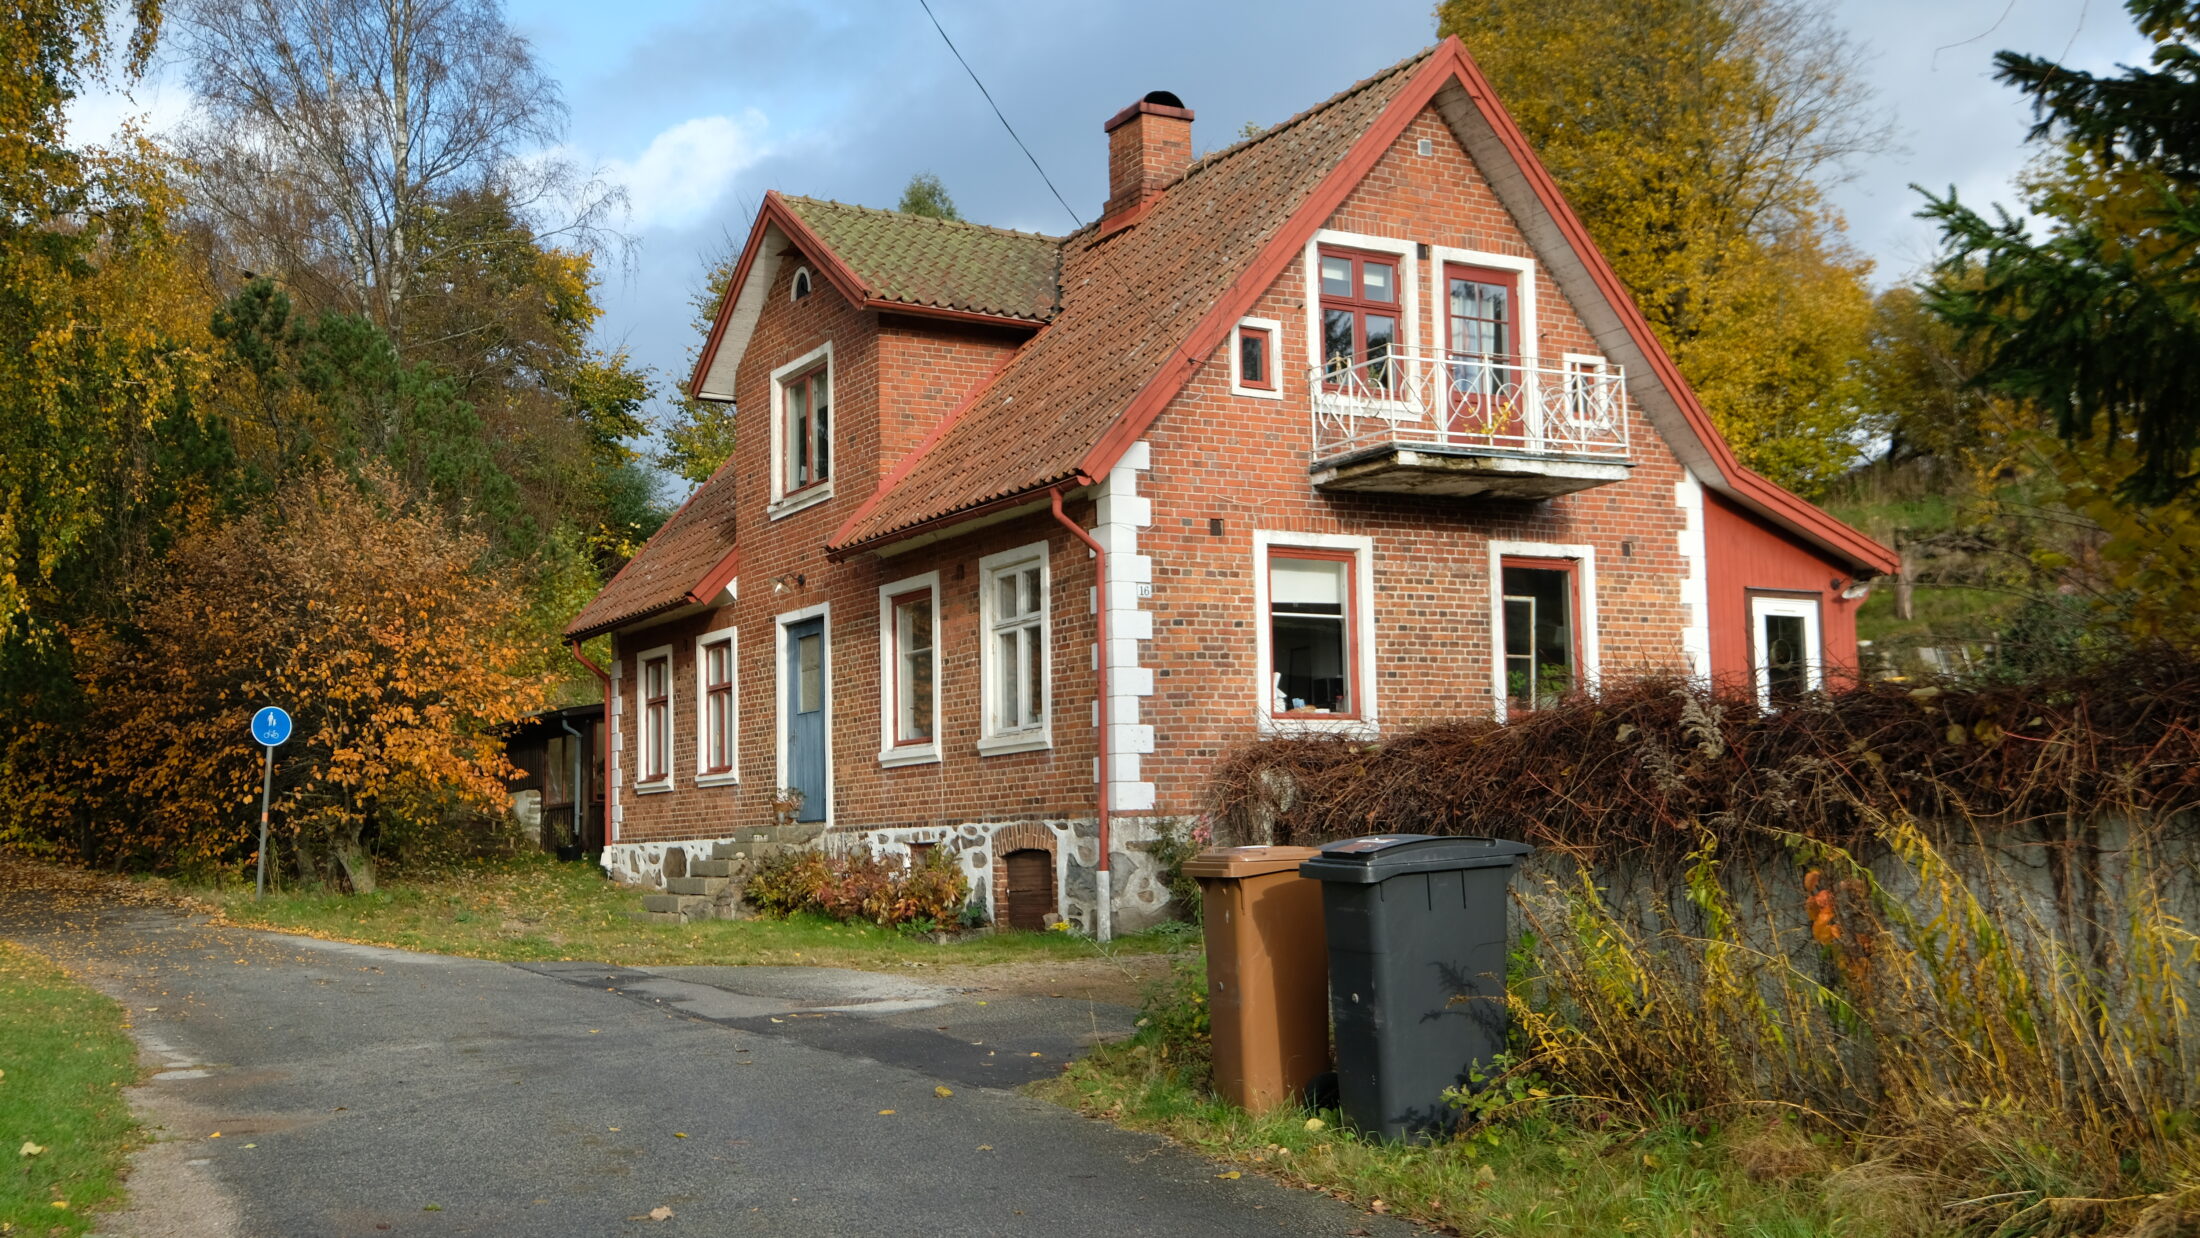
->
[[780, 194, 1064, 245]]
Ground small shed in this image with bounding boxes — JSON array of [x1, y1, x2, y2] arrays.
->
[[505, 704, 605, 859]]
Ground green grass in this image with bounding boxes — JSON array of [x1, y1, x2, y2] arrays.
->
[[171, 853, 1187, 970], [1041, 1042, 1918, 1238], [0, 942, 139, 1235]]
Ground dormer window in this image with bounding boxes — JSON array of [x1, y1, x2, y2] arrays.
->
[[791, 266, 813, 300], [768, 342, 835, 516], [784, 363, 830, 493]]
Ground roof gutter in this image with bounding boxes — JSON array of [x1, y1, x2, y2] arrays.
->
[[1049, 482, 1112, 943]]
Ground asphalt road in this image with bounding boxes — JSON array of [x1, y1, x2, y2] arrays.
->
[[0, 888, 1411, 1238]]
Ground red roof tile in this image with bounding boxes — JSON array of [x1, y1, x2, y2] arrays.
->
[[828, 52, 1431, 552], [779, 196, 1061, 323], [564, 461, 739, 640]]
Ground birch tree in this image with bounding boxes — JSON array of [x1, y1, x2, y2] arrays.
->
[[172, 0, 619, 344]]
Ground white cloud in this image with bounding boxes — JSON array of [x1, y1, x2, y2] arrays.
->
[[600, 111, 769, 233]]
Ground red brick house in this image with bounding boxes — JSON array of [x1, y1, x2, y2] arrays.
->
[[564, 40, 1897, 936]]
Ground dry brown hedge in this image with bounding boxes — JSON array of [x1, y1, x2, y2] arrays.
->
[[1206, 651, 2200, 855]]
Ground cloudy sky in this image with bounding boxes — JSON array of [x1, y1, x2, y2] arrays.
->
[[79, 0, 2144, 470]]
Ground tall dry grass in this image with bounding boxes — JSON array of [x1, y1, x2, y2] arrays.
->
[[1511, 813, 2200, 1235]]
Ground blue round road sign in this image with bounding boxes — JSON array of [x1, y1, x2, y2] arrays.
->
[[252, 706, 292, 747]]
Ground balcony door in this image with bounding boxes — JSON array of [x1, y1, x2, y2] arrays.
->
[[1445, 264, 1522, 446]]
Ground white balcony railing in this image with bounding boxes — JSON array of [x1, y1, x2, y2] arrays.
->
[[1310, 347, 1630, 467]]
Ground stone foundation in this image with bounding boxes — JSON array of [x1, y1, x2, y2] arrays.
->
[[604, 815, 1182, 934]]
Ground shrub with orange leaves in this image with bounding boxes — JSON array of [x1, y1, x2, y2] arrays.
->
[[77, 466, 545, 889]]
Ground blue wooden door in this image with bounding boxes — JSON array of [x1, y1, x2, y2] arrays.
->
[[785, 618, 826, 822]]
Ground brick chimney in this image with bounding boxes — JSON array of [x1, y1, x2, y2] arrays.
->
[[1103, 90, 1194, 225]]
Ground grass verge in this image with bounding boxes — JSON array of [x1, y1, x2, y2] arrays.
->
[[174, 853, 1188, 971], [0, 942, 138, 1235], [1040, 1038, 1918, 1238]]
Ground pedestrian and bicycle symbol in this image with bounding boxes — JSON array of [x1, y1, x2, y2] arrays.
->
[[253, 705, 292, 747]]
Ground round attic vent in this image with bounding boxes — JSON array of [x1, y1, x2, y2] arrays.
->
[[1143, 90, 1185, 108]]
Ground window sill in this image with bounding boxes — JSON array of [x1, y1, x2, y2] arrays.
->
[[694, 771, 739, 788], [1258, 714, 1376, 739], [1231, 381, 1285, 401], [878, 744, 941, 769], [634, 780, 674, 795], [976, 732, 1052, 757], [767, 484, 835, 521]]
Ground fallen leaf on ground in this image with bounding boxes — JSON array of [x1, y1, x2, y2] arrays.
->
[[934, 1086, 953, 1098], [1304, 1117, 1325, 1132], [877, 1109, 895, 1116], [673, 1132, 687, 1138], [646, 1206, 673, 1221], [1216, 1171, 1241, 1180], [423, 1204, 441, 1212], [208, 1132, 221, 1139], [241, 1143, 256, 1149], [20, 1142, 45, 1157], [1369, 1199, 1389, 1214], [51, 1201, 69, 1210], [977, 1145, 993, 1151]]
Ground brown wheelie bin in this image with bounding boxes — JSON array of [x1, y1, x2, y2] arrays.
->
[[1183, 845, 1332, 1111]]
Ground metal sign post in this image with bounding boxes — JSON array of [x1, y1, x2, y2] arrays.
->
[[251, 706, 292, 901]]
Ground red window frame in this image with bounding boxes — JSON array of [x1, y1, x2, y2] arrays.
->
[[1497, 556, 1581, 715], [888, 587, 936, 747], [1318, 245, 1402, 388], [642, 654, 671, 782], [1237, 324, 1276, 391], [701, 637, 733, 775], [782, 364, 831, 495], [1267, 546, 1361, 720], [1442, 263, 1520, 362]]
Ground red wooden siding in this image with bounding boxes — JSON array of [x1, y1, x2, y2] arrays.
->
[[1703, 491, 1865, 693]]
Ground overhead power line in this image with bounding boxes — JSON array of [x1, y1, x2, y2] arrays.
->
[[914, 0, 1083, 229]]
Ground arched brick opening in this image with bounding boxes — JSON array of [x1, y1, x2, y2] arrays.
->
[[990, 824, 1058, 930]]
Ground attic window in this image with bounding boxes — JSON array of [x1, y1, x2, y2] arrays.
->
[[791, 266, 813, 301]]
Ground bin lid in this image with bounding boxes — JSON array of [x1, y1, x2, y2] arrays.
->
[[1297, 833, 1533, 884], [1182, 845, 1325, 880]]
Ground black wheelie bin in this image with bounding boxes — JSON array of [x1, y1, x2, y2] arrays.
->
[[1300, 833, 1533, 1141]]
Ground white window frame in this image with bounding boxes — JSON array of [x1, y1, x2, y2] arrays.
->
[[693, 625, 738, 786], [767, 341, 835, 519], [1750, 593, 1824, 710], [977, 541, 1052, 756], [877, 570, 943, 767], [1427, 246, 1539, 370], [789, 265, 813, 301], [1230, 316, 1284, 399], [1304, 229, 1420, 421], [772, 602, 833, 826], [1559, 352, 1611, 428], [633, 642, 675, 794], [1253, 531, 1378, 737], [1487, 541, 1600, 714]]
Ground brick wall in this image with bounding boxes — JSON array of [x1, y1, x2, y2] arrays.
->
[[1128, 106, 1695, 817]]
